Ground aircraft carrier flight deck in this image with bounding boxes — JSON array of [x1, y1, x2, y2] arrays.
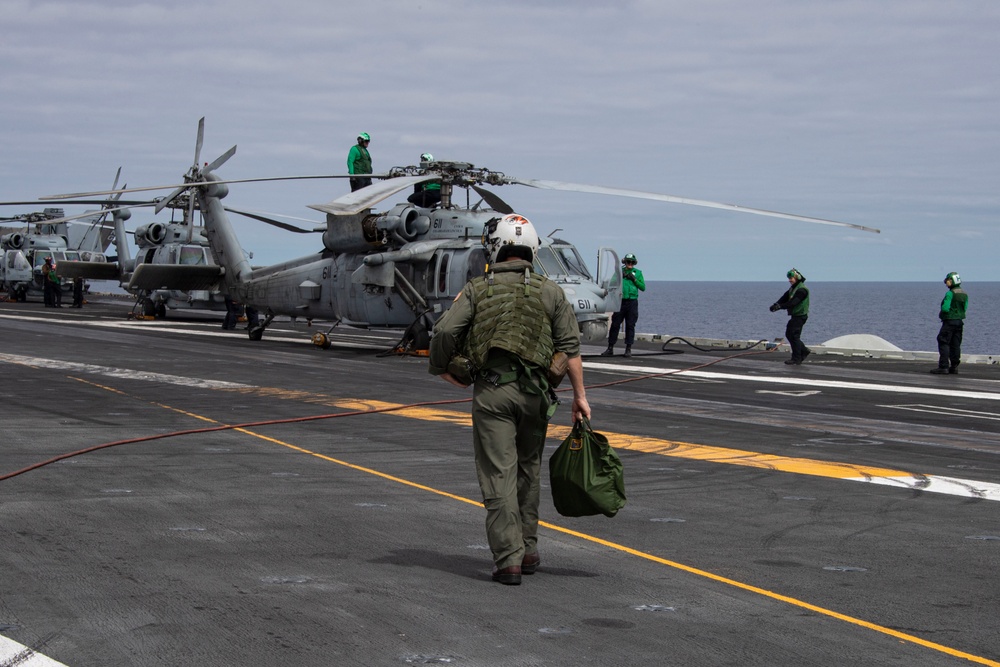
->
[[1, 296, 998, 667]]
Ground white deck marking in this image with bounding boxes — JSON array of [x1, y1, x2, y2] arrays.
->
[[856, 475, 1000, 500], [0, 353, 252, 389], [0, 635, 69, 666], [881, 404, 1000, 422], [588, 360, 1000, 401], [0, 312, 396, 348]]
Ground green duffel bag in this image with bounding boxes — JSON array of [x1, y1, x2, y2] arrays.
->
[[549, 418, 626, 518]]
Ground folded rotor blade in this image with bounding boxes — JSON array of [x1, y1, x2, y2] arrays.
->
[[308, 175, 434, 216], [507, 178, 880, 234], [223, 206, 322, 233], [470, 185, 515, 214]]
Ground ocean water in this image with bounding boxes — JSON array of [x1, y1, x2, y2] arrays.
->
[[635, 282, 999, 356]]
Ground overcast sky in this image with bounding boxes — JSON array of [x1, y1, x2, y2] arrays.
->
[[1, 0, 997, 281]]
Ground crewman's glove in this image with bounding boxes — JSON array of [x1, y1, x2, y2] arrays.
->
[[769, 303, 781, 312]]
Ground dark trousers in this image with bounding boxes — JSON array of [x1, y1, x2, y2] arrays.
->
[[608, 298, 639, 347], [936, 320, 964, 369], [350, 176, 372, 192], [407, 190, 441, 208], [785, 315, 809, 361]]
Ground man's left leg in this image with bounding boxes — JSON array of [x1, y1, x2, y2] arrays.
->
[[623, 299, 638, 357], [471, 382, 526, 572], [514, 392, 548, 561]]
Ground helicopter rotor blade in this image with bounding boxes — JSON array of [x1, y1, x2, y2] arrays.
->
[[223, 206, 323, 233], [155, 185, 188, 214], [308, 175, 434, 216], [41, 174, 377, 201], [0, 198, 154, 206], [194, 117, 205, 169], [204, 145, 237, 174], [470, 185, 515, 215], [507, 178, 880, 233], [31, 202, 159, 226]]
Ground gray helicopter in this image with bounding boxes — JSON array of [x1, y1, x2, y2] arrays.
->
[[0, 208, 112, 302], [46, 119, 879, 349], [29, 171, 254, 318]]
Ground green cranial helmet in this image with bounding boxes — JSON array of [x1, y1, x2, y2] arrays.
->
[[622, 253, 638, 265], [420, 153, 433, 162], [358, 132, 370, 142], [945, 272, 961, 286], [787, 268, 805, 282]]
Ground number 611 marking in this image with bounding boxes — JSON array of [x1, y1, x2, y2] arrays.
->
[[577, 299, 592, 310]]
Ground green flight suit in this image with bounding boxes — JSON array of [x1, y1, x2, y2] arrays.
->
[[429, 259, 581, 570]]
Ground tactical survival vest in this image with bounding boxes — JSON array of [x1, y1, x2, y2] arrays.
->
[[944, 288, 968, 320], [465, 268, 554, 370], [789, 283, 809, 317], [351, 146, 372, 175]]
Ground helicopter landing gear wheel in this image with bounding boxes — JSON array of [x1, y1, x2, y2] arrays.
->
[[142, 298, 156, 318], [154, 302, 167, 319], [311, 332, 332, 349], [248, 326, 264, 341], [398, 317, 431, 353]]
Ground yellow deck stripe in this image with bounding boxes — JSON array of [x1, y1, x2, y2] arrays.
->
[[252, 393, 918, 484], [69, 379, 1000, 666]]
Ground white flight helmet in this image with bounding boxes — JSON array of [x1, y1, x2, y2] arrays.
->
[[482, 214, 540, 265]]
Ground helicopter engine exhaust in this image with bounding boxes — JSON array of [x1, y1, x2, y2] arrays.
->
[[380, 205, 431, 243], [2, 233, 24, 250], [134, 222, 167, 247]]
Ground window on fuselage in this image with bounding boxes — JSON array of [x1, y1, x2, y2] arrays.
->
[[553, 245, 591, 279], [533, 246, 565, 277], [179, 246, 207, 265]]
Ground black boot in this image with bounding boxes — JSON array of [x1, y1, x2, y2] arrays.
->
[[624, 345, 632, 358], [600, 345, 614, 356]]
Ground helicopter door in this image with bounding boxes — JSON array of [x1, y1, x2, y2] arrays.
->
[[596, 247, 623, 314]]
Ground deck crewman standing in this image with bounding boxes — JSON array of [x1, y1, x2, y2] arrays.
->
[[429, 214, 591, 586], [770, 268, 811, 365], [347, 132, 373, 192], [931, 272, 968, 374], [601, 253, 645, 358]]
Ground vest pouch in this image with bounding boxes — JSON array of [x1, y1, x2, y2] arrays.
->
[[447, 355, 475, 385], [547, 351, 569, 388]]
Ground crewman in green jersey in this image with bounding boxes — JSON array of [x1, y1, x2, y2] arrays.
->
[[770, 268, 811, 365], [347, 132, 372, 191], [931, 272, 968, 374]]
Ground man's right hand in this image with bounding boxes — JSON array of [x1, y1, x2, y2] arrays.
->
[[439, 372, 470, 389]]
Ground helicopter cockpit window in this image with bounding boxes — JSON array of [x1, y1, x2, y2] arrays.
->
[[179, 246, 207, 265], [62, 251, 81, 261], [533, 246, 565, 277], [553, 245, 592, 279], [7, 251, 30, 271]]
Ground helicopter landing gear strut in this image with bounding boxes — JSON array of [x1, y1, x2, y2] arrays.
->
[[385, 313, 432, 356], [248, 313, 273, 341], [310, 319, 341, 349]]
